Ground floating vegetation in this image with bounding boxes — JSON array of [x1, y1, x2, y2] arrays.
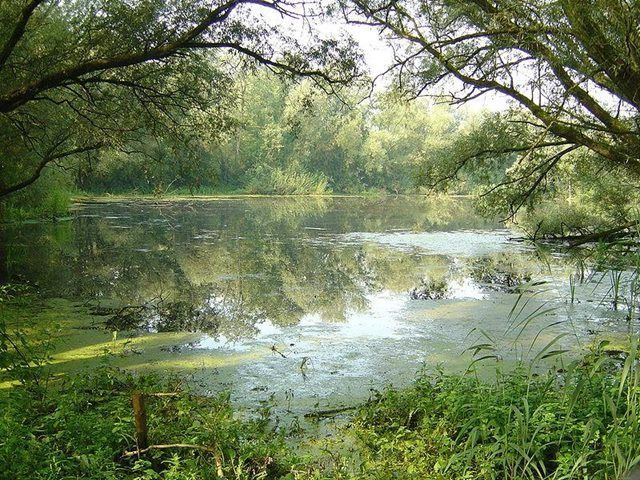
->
[[409, 276, 450, 300], [469, 253, 534, 292]]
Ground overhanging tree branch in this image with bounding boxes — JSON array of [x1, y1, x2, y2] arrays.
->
[[0, 0, 242, 113], [0, 143, 104, 199], [350, 0, 640, 175], [182, 41, 356, 84], [0, 0, 362, 200], [0, 0, 46, 70]]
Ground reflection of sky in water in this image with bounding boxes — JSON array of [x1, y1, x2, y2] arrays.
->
[[2, 197, 637, 414], [336, 230, 515, 256], [182, 282, 630, 413]]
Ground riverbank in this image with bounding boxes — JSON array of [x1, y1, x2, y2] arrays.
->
[[1, 191, 459, 223], [2, 333, 638, 479], [2, 195, 639, 478], [2, 285, 639, 478]]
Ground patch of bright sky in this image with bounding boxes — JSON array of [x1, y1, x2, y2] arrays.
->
[[251, 2, 510, 113]]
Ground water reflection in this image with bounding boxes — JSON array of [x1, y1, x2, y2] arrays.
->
[[1, 197, 508, 337], [2, 196, 638, 411]]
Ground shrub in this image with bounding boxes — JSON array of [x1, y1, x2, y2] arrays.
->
[[244, 164, 330, 195]]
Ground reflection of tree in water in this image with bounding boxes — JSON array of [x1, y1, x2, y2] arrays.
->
[[102, 282, 268, 339], [468, 253, 536, 292], [0, 197, 519, 338]]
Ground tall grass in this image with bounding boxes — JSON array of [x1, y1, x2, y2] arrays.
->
[[346, 339, 640, 479], [339, 273, 640, 480], [2, 263, 639, 478], [244, 164, 330, 195]]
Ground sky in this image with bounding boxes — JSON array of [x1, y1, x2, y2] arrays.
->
[[253, 2, 510, 112]]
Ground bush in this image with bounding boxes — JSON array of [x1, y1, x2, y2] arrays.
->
[[2, 168, 74, 221], [349, 347, 640, 479], [2, 344, 639, 479], [244, 164, 330, 195], [0, 366, 297, 479]]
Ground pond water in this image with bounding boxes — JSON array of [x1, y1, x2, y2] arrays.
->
[[0, 196, 634, 415]]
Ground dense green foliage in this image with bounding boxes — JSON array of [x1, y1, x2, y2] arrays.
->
[[2, 0, 640, 239], [0, 367, 301, 479], [1, 169, 74, 221], [77, 75, 463, 196], [349, 354, 640, 479], [0, 0, 359, 205], [350, 0, 640, 201], [417, 112, 640, 236]]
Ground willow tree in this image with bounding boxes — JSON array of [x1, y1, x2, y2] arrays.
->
[[346, 0, 640, 222], [0, 0, 360, 200]]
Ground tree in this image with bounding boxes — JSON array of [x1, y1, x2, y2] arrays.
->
[[346, 0, 640, 217], [0, 0, 360, 200]]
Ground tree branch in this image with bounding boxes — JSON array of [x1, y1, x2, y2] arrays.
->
[[0, 0, 46, 70], [0, 143, 104, 199], [0, 0, 242, 112]]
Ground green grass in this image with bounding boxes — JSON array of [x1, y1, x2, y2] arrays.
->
[[2, 287, 640, 479], [0, 367, 300, 480], [2, 185, 73, 221], [1, 169, 76, 222], [1, 344, 639, 479], [343, 349, 640, 479]]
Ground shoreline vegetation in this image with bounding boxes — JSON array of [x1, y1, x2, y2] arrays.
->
[[2, 273, 640, 478], [2, 0, 640, 477], [1, 290, 639, 479], [2, 194, 639, 478]]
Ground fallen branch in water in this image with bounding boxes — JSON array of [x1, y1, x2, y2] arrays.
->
[[534, 221, 639, 247], [565, 222, 638, 247], [270, 344, 287, 358], [304, 405, 357, 418]]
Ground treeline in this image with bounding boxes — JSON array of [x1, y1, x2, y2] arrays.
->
[[5, 69, 638, 238], [78, 73, 471, 196]]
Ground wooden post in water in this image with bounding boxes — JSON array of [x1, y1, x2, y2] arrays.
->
[[131, 392, 148, 450]]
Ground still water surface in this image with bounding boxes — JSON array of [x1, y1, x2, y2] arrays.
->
[[0, 196, 631, 413]]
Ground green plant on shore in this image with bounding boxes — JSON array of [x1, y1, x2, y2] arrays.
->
[[0, 365, 300, 480], [244, 165, 331, 195], [2, 327, 639, 479], [1, 169, 74, 222], [347, 340, 640, 480], [2, 256, 640, 479]]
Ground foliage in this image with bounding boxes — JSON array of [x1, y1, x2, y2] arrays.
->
[[0, 0, 360, 201], [345, 346, 640, 479], [1, 168, 75, 221], [410, 110, 640, 237], [244, 164, 330, 195], [0, 366, 298, 479], [2, 335, 640, 479], [348, 0, 640, 229], [81, 74, 464, 196]]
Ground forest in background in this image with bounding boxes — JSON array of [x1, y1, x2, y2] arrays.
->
[[5, 68, 639, 241], [77, 74, 470, 196]]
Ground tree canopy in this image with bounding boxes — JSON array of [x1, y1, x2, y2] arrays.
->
[[0, 0, 360, 199], [2, 0, 640, 238], [346, 0, 640, 216], [80, 73, 463, 195]]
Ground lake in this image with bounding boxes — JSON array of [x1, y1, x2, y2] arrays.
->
[[0, 196, 633, 415]]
